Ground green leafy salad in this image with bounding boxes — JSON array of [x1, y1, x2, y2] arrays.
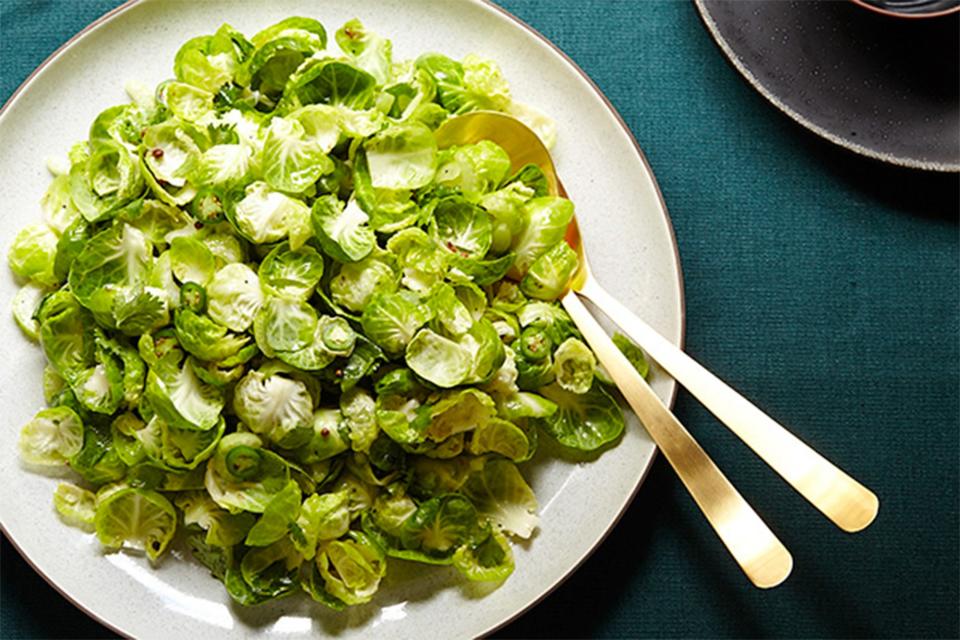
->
[[8, 17, 646, 609]]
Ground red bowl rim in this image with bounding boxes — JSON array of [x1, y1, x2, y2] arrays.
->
[[849, 0, 960, 19]]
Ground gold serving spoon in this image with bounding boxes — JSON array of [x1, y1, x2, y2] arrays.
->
[[437, 112, 879, 584], [437, 113, 793, 588]]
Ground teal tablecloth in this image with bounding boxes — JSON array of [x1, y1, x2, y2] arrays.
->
[[1, 1, 957, 637]]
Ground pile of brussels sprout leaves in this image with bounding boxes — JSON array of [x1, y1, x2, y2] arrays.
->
[[9, 17, 650, 610]]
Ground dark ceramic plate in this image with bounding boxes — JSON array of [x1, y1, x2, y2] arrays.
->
[[694, 0, 960, 171]]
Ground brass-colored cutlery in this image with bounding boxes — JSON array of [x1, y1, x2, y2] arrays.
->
[[436, 112, 878, 588]]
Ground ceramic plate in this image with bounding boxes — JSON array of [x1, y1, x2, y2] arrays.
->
[[0, 1, 683, 637], [695, 0, 960, 171]]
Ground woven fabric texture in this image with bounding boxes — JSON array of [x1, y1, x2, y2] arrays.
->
[[1, 1, 957, 637]]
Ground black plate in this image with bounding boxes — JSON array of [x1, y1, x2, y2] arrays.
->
[[694, 0, 959, 171]]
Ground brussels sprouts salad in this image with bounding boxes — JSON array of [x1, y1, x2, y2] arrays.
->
[[8, 17, 648, 609]]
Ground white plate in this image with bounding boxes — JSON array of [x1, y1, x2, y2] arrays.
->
[[0, 1, 684, 637]]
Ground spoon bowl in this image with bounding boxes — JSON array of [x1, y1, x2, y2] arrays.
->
[[434, 111, 591, 289]]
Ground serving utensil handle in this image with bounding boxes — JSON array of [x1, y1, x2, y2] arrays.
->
[[560, 291, 793, 589], [576, 279, 879, 533]]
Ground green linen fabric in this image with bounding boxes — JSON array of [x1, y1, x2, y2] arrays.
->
[[1, 0, 957, 638]]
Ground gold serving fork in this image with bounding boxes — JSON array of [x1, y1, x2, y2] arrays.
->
[[436, 112, 878, 588]]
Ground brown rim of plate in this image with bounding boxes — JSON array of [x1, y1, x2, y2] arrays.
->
[[0, 1, 687, 637], [693, 0, 960, 173], [848, 0, 960, 19]]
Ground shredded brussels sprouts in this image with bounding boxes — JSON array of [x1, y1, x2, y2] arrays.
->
[[9, 16, 650, 610]]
